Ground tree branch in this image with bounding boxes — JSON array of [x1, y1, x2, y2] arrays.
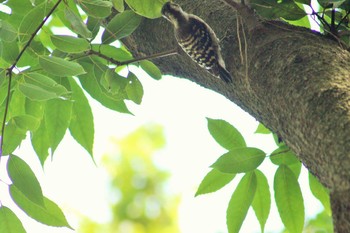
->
[[0, 0, 63, 160]]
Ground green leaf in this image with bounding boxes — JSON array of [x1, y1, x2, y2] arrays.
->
[[102, 10, 142, 44], [250, 0, 306, 20], [68, 78, 94, 157], [207, 118, 246, 150], [64, 8, 92, 38], [270, 146, 300, 165], [31, 120, 50, 166], [252, 170, 271, 233], [0, 40, 19, 64], [227, 172, 257, 233], [274, 165, 305, 233], [289, 161, 302, 178], [140, 60, 162, 80], [12, 115, 40, 131], [125, 72, 143, 104], [254, 123, 271, 134], [44, 99, 73, 154], [91, 44, 133, 61], [0, 206, 26, 233], [211, 147, 265, 173], [2, 120, 27, 155], [195, 169, 235, 196], [309, 173, 331, 215], [125, 0, 166, 18], [113, 0, 125, 12], [19, 73, 69, 101], [50, 35, 90, 53], [78, 62, 131, 114], [19, 1, 52, 42], [8, 89, 26, 117], [7, 154, 44, 207], [10, 185, 72, 228], [86, 17, 101, 40], [100, 68, 128, 95], [25, 99, 45, 119], [0, 20, 17, 42], [79, 0, 113, 18], [39, 55, 86, 76]]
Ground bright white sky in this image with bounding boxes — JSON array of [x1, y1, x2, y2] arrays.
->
[[1, 68, 324, 233]]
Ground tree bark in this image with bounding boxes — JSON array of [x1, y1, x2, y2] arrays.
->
[[124, 1, 350, 231]]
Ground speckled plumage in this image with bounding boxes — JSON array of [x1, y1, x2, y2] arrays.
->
[[161, 2, 232, 83]]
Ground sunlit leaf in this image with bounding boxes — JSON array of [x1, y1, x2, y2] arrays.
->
[[39, 55, 86, 76], [100, 68, 128, 95], [227, 172, 257, 233], [255, 123, 271, 134], [19, 73, 69, 101], [0, 40, 19, 64], [102, 10, 142, 44], [0, 20, 17, 42], [0, 206, 26, 233], [19, 1, 52, 42], [68, 78, 94, 157], [10, 185, 72, 228], [50, 35, 90, 53], [91, 44, 133, 61], [79, 0, 113, 18], [125, 0, 167, 18], [44, 99, 73, 154], [12, 115, 40, 131], [274, 165, 304, 233], [7, 154, 44, 207], [195, 169, 235, 196], [270, 146, 300, 165], [252, 170, 271, 233], [125, 72, 143, 104], [77, 62, 131, 114], [250, 0, 306, 20], [64, 8, 92, 38], [211, 147, 265, 173], [113, 0, 125, 12], [140, 60, 162, 80], [2, 120, 27, 155], [31, 120, 50, 166], [309, 173, 331, 215], [207, 118, 246, 150]]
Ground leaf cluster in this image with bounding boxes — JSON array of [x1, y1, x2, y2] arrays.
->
[[250, 0, 350, 44], [195, 120, 332, 233], [0, 0, 165, 231]]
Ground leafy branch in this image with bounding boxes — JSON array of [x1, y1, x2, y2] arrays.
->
[[0, 0, 64, 160], [87, 48, 178, 66]]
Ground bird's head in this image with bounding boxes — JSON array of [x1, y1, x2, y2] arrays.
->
[[161, 2, 187, 26]]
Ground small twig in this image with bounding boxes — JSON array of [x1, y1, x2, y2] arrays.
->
[[8, 0, 63, 72], [336, 10, 350, 30], [0, 0, 63, 161], [310, 7, 331, 31], [88, 48, 179, 66]]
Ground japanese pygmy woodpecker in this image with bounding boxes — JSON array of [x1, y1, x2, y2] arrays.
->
[[161, 2, 232, 83]]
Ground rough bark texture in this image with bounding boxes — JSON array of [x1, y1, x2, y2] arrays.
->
[[124, 1, 350, 231]]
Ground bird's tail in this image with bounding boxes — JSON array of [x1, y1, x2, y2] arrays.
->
[[218, 65, 232, 83]]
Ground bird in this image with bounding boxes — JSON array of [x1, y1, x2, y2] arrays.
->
[[161, 2, 232, 83]]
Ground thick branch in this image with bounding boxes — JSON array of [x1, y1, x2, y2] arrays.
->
[[124, 1, 350, 231]]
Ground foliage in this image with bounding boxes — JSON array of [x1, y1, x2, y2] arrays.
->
[[0, 0, 342, 232], [78, 125, 180, 233], [196, 119, 332, 233]]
